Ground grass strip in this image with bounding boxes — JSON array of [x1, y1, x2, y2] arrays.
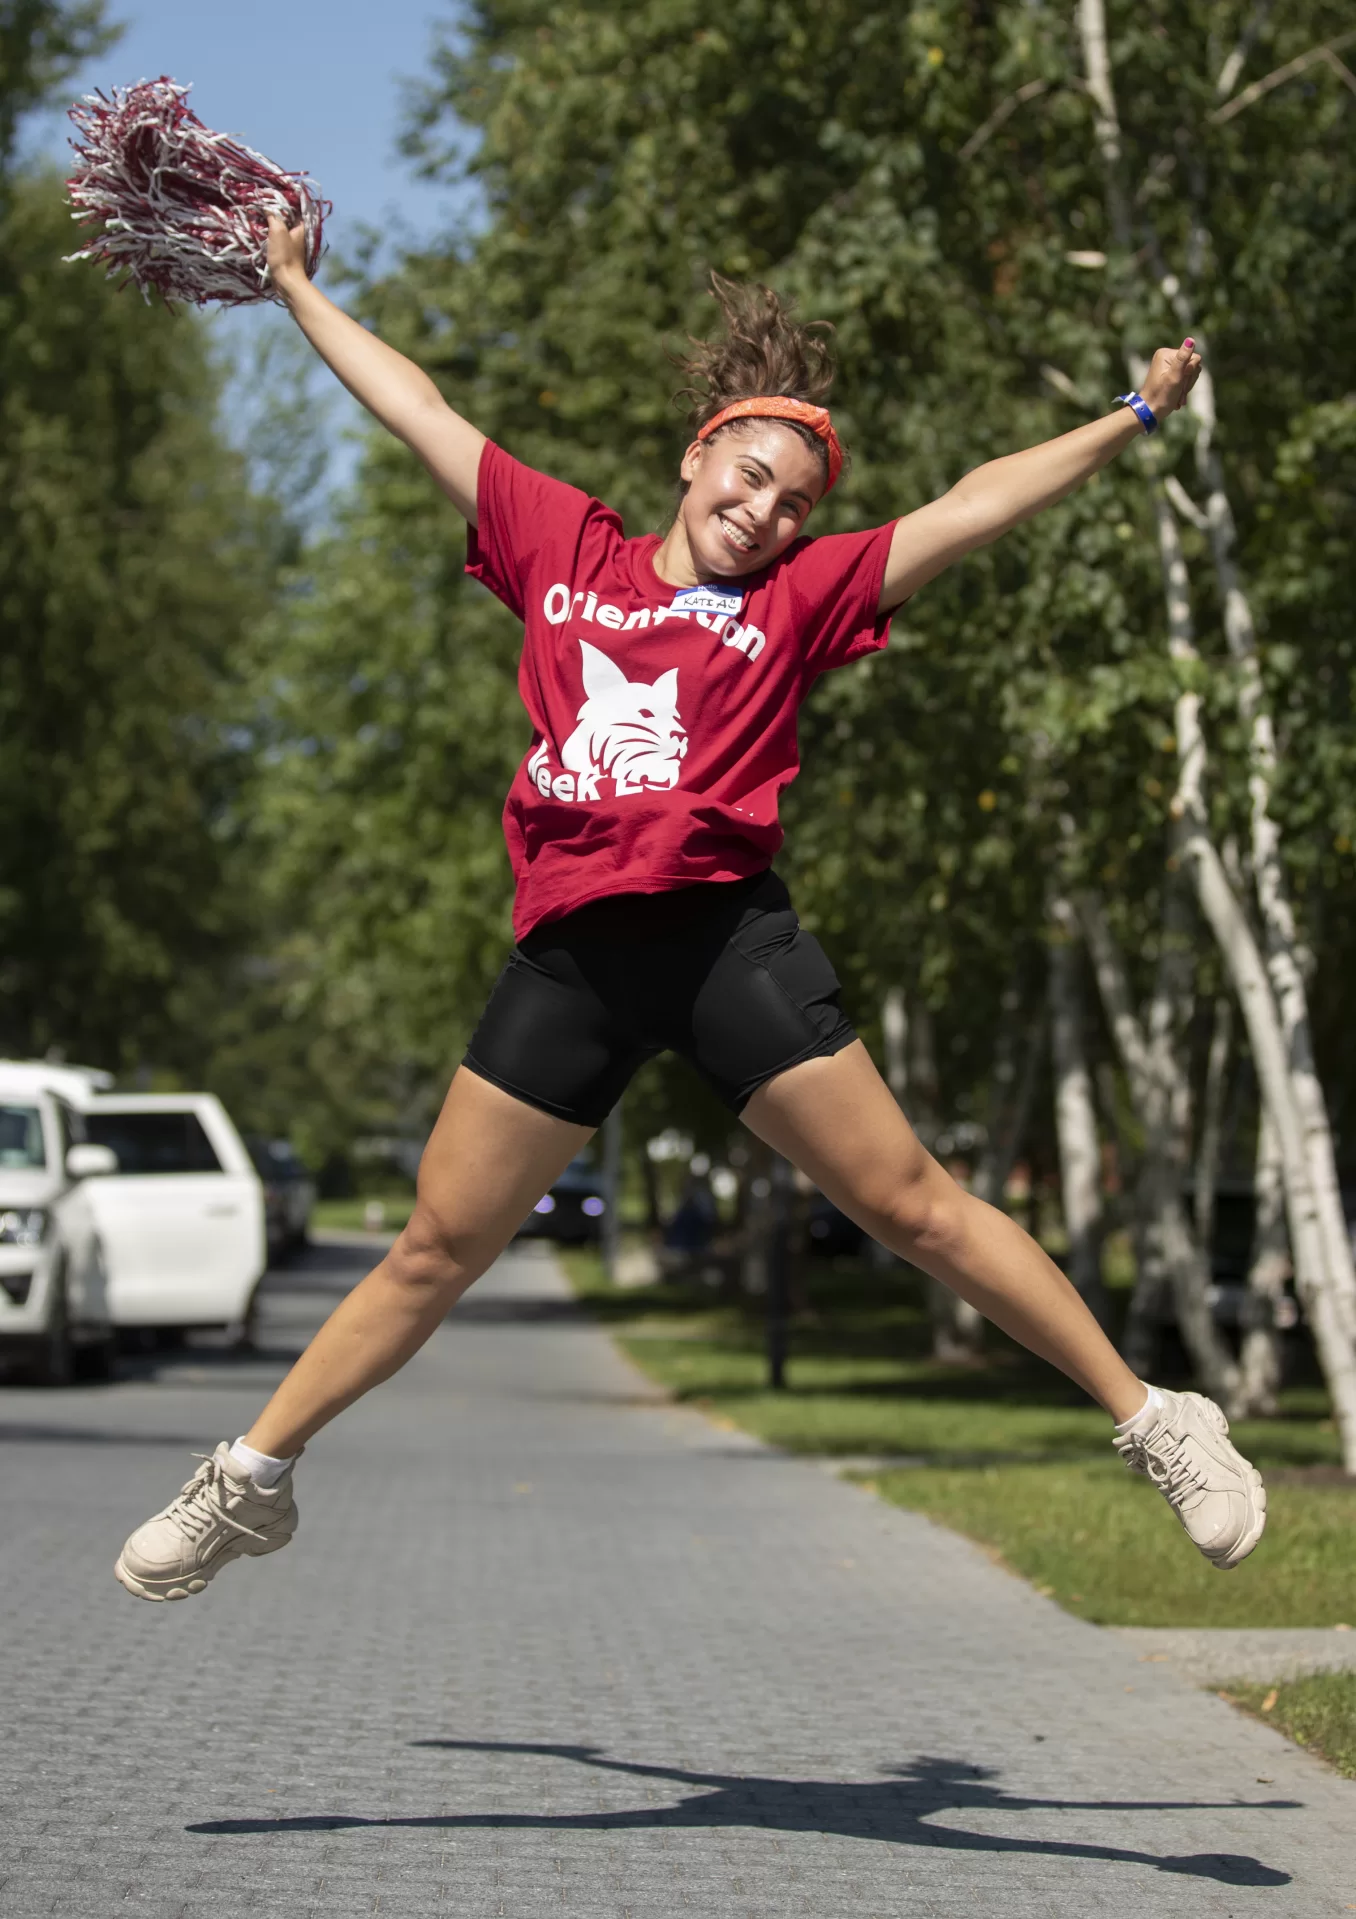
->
[[561, 1247, 1353, 1629], [1219, 1673, 1356, 1778], [312, 1196, 414, 1233], [864, 1460, 1356, 1629]]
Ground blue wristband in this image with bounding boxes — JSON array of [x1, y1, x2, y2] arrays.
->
[[1115, 390, 1158, 435]]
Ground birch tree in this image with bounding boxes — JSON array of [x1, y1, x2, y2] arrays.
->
[[1077, 887, 1239, 1400], [881, 988, 987, 1358], [1076, 0, 1356, 1461], [972, 973, 1044, 1215], [1192, 995, 1233, 1259], [1046, 891, 1109, 1325], [1151, 231, 1356, 1336], [1237, 1108, 1291, 1416]]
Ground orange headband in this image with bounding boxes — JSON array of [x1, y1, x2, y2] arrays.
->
[[696, 396, 843, 492]]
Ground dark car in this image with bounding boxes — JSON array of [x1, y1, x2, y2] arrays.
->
[[245, 1136, 316, 1262], [516, 1153, 608, 1245]]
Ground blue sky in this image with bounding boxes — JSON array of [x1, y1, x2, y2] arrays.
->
[[22, 3, 479, 499]]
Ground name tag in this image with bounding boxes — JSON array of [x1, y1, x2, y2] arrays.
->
[[668, 584, 745, 618]]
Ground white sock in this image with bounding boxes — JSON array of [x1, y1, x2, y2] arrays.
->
[[228, 1437, 295, 1489], [1115, 1384, 1164, 1433]]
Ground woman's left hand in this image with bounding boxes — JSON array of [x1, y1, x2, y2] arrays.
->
[[1140, 339, 1203, 421], [877, 336, 1205, 610]]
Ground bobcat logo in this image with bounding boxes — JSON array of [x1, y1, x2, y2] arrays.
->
[[561, 641, 688, 796]]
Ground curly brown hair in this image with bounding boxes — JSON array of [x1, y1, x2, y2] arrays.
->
[[672, 273, 840, 480]]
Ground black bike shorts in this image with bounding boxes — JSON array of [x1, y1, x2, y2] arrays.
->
[[463, 870, 857, 1127]]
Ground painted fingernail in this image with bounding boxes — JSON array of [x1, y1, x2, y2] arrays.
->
[[1183, 337, 1195, 351]]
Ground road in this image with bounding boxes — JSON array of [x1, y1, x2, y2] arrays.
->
[[2, 1234, 1353, 1917]]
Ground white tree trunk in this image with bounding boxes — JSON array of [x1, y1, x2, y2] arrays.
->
[[882, 986, 908, 1106], [1077, 887, 1238, 1400], [1178, 817, 1356, 1423], [1149, 485, 1356, 1425], [1143, 138, 1355, 1325], [1153, 505, 1356, 1452], [1077, 0, 1356, 1467], [973, 979, 1044, 1210], [869, 988, 910, 1269], [1174, 330, 1356, 1328], [1047, 893, 1109, 1323], [887, 990, 985, 1358], [1237, 1105, 1290, 1417], [1194, 994, 1234, 1255], [909, 1000, 941, 1149], [1078, 0, 1134, 252]]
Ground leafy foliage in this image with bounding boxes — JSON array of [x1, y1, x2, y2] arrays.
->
[[0, 0, 114, 167], [252, 0, 1354, 1165], [13, 1, 1354, 1192], [0, 172, 275, 1069]]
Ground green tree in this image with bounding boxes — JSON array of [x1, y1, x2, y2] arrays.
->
[[0, 171, 276, 1069], [0, 0, 113, 166], [258, 0, 1355, 1254]]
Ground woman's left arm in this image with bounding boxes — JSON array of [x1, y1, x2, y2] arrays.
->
[[876, 341, 1201, 612]]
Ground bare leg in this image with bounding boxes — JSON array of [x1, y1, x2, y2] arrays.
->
[[243, 1070, 592, 1456], [742, 1042, 1145, 1422]]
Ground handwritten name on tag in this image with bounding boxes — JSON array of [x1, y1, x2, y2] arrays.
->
[[668, 584, 746, 618]]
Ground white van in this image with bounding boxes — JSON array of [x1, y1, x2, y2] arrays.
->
[[78, 1093, 268, 1336], [0, 1062, 118, 1383]]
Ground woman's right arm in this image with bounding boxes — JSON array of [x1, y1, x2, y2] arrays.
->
[[267, 215, 485, 523]]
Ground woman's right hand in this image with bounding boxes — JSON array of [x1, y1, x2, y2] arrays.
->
[[265, 212, 310, 299]]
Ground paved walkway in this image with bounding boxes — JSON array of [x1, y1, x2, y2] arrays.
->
[[3, 1239, 1353, 1917], [1115, 1627, 1356, 1686]]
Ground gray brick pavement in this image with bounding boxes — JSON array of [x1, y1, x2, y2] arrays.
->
[[1114, 1627, 1356, 1685], [2, 1237, 1353, 1917]]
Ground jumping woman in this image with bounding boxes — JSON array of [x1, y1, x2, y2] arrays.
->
[[114, 216, 1265, 1601]]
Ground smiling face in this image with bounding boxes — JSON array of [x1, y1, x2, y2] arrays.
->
[[676, 420, 827, 579]]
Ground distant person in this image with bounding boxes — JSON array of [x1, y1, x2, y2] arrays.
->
[[114, 218, 1263, 1602]]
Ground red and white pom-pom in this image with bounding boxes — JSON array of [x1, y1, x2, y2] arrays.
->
[[65, 77, 330, 307]]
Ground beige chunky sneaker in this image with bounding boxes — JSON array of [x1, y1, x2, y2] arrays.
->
[[114, 1443, 298, 1602], [1114, 1388, 1266, 1569]]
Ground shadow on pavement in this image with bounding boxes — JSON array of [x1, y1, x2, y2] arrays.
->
[[190, 1744, 1296, 1885]]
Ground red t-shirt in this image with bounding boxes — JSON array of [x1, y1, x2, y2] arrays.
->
[[467, 442, 896, 939]]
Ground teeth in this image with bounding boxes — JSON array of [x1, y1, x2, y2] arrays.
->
[[719, 513, 755, 551]]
